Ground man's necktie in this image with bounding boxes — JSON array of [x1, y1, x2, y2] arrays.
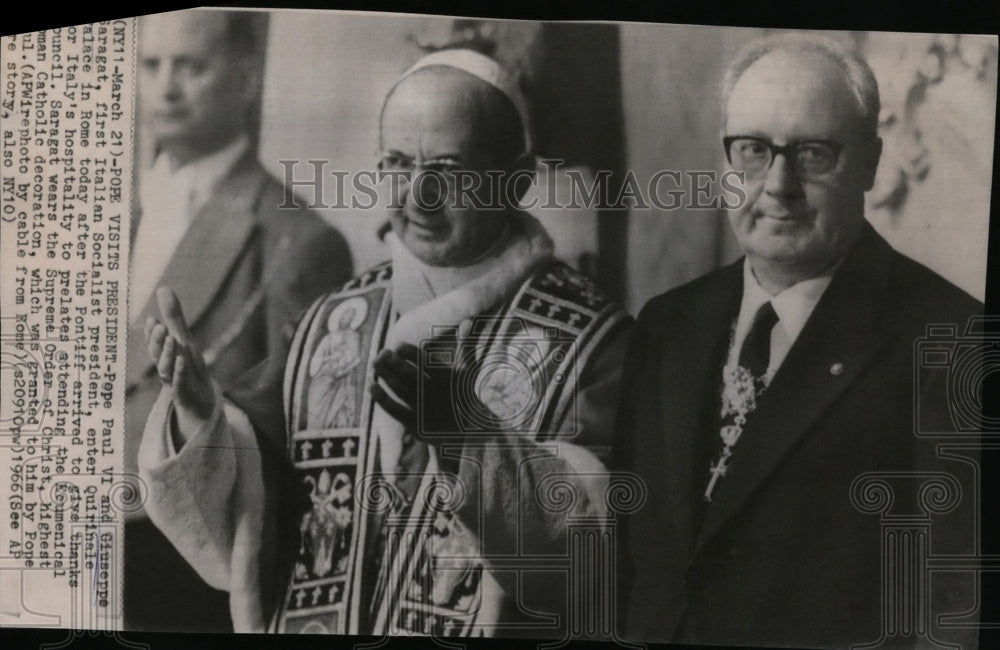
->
[[704, 300, 779, 502], [740, 301, 779, 378]]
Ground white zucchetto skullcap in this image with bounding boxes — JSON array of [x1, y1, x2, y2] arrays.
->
[[392, 48, 533, 154]]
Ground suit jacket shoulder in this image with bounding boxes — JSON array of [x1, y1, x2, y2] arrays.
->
[[253, 169, 340, 237], [883, 242, 982, 325], [640, 259, 742, 317], [246, 161, 352, 274], [241, 159, 354, 330]]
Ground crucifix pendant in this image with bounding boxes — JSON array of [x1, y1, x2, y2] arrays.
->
[[704, 446, 733, 502]]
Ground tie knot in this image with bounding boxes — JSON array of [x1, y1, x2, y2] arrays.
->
[[752, 300, 779, 332], [739, 301, 779, 378]]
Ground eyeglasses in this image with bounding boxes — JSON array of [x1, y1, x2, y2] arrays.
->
[[723, 136, 842, 179], [377, 152, 464, 184]]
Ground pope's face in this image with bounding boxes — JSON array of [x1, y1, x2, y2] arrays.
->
[[724, 50, 881, 280], [379, 71, 511, 267], [139, 13, 250, 151]]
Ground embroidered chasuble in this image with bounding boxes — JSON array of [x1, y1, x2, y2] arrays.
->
[[274, 258, 629, 636]]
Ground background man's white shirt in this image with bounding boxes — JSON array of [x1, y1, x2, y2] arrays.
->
[[129, 134, 251, 322]]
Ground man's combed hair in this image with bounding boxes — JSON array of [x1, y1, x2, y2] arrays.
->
[[720, 33, 881, 139], [221, 11, 266, 60]]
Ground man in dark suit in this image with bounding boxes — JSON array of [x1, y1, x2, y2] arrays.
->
[[615, 34, 982, 648], [123, 10, 352, 631]]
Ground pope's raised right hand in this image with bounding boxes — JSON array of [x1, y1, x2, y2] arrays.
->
[[144, 287, 216, 431]]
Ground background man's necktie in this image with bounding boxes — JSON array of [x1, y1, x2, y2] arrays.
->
[[703, 300, 780, 502]]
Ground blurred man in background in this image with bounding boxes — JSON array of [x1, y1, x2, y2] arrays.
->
[[124, 9, 352, 631]]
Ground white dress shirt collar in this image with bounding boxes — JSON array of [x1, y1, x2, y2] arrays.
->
[[142, 133, 251, 221], [731, 257, 838, 376], [130, 134, 252, 323]]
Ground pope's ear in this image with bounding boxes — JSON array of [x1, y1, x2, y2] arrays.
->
[[861, 137, 883, 191], [507, 152, 537, 203], [512, 151, 536, 174]]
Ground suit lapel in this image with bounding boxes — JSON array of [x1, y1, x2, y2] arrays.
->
[[692, 225, 902, 556], [126, 153, 265, 388], [658, 261, 743, 559]]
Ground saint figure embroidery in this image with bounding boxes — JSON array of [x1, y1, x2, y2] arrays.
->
[[308, 297, 367, 429]]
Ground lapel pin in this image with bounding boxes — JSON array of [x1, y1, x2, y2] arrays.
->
[[830, 362, 844, 376]]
